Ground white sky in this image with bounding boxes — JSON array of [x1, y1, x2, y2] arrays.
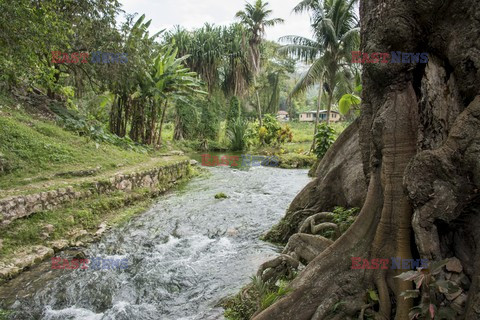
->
[[119, 0, 313, 42]]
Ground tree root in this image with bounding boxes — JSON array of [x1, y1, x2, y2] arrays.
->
[[298, 212, 341, 240], [256, 232, 334, 286], [282, 233, 333, 265], [257, 254, 299, 283], [298, 212, 334, 233]]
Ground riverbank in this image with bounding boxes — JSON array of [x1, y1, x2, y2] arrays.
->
[[0, 166, 310, 319], [0, 93, 202, 282], [0, 159, 196, 282]]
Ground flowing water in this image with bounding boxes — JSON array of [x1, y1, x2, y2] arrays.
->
[[0, 165, 310, 320]]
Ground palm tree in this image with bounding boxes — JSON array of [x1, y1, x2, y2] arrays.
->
[[280, 0, 359, 148], [150, 42, 206, 146], [235, 0, 284, 126], [222, 23, 252, 98]]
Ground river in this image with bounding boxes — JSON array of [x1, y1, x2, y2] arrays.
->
[[0, 165, 310, 320]]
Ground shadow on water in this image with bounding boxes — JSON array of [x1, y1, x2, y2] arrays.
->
[[0, 165, 310, 320]]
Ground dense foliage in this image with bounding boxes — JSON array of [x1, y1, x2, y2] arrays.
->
[[314, 123, 336, 159]]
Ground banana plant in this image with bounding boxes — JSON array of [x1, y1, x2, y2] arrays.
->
[[151, 41, 207, 146]]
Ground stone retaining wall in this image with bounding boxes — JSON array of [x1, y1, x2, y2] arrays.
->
[[0, 160, 190, 227]]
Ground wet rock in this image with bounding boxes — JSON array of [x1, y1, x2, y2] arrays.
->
[[0, 266, 20, 279], [50, 239, 69, 251], [190, 160, 199, 166], [74, 251, 87, 259], [95, 222, 108, 237], [68, 229, 88, 241], [13, 246, 54, 269], [226, 228, 239, 237]]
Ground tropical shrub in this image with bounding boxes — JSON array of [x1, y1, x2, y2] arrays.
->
[[227, 96, 242, 130], [314, 123, 336, 159], [244, 121, 260, 149], [278, 124, 293, 144], [51, 104, 146, 152], [259, 114, 281, 145], [397, 259, 461, 320], [174, 99, 199, 140], [198, 99, 219, 140], [228, 117, 248, 151]]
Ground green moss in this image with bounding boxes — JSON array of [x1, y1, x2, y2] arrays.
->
[[215, 192, 228, 199], [278, 153, 316, 169], [0, 309, 12, 320]]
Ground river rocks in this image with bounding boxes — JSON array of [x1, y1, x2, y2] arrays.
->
[[50, 239, 69, 251], [0, 160, 190, 226], [13, 246, 54, 270], [0, 161, 193, 281], [226, 228, 239, 237], [74, 251, 87, 259], [0, 266, 20, 279], [95, 222, 108, 237], [190, 159, 198, 166], [0, 246, 54, 279], [68, 229, 88, 241]]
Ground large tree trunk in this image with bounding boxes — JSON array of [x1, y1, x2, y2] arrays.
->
[[254, 1, 480, 319]]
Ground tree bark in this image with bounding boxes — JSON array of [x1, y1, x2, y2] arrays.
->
[[254, 0, 480, 319], [254, 77, 263, 127], [325, 91, 332, 125], [156, 99, 168, 147], [310, 78, 324, 152]]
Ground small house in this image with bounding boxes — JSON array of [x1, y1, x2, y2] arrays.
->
[[299, 110, 341, 123]]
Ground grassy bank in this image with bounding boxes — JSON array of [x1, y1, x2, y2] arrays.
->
[[0, 164, 199, 282], [0, 95, 154, 192]]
